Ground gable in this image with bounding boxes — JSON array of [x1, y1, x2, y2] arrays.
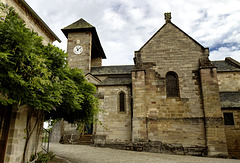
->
[[85, 73, 101, 85], [140, 22, 207, 56], [139, 22, 205, 52], [136, 14, 209, 72]]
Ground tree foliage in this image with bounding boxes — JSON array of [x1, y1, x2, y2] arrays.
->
[[0, 3, 99, 124]]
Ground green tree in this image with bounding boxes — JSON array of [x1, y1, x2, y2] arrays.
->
[[0, 3, 99, 162]]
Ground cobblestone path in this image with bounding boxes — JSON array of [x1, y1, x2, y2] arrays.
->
[[49, 143, 239, 163]]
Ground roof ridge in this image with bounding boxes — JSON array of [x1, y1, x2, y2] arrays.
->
[[225, 57, 240, 68], [101, 65, 134, 67], [92, 65, 134, 68], [19, 0, 61, 42], [211, 60, 225, 62], [62, 18, 94, 30]]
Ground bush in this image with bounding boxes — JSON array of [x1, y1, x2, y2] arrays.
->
[[30, 151, 55, 163]]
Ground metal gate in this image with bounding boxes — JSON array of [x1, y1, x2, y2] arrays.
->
[[42, 128, 50, 153]]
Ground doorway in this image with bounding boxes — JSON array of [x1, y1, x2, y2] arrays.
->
[[0, 105, 12, 163], [85, 123, 93, 135]]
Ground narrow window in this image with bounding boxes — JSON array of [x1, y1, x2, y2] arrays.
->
[[223, 113, 234, 125], [119, 92, 125, 112], [166, 71, 179, 97]]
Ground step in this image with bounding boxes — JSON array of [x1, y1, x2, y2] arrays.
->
[[79, 135, 92, 145]]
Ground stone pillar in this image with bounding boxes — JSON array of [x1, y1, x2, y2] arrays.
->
[[131, 70, 148, 142], [199, 58, 228, 156]]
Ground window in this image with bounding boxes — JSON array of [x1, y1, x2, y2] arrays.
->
[[166, 71, 179, 97], [119, 92, 125, 112], [223, 113, 234, 125]]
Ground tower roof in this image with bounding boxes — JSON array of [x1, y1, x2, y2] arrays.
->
[[62, 18, 106, 59], [62, 18, 94, 31], [61, 18, 95, 38]]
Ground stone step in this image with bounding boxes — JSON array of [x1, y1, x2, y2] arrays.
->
[[79, 135, 92, 145]]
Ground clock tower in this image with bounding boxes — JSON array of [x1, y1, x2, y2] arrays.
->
[[62, 18, 106, 73]]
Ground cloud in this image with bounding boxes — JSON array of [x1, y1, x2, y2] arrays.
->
[[25, 0, 240, 65], [210, 47, 240, 61]]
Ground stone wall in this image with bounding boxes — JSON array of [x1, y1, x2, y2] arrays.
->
[[222, 109, 240, 158], [94, 85, 132, 145], [91, 57, 102, 67], [5, 106, 43, 163], [49, 120, 63, 143], [217, 72, 240, 92], [62, 121, 79, 144], [67, 32, 92, 73]]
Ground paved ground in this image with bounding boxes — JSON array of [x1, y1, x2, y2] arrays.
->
[[49, 143, 239, 163]]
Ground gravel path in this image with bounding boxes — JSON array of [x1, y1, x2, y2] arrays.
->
[[49, 143, 239, 163]]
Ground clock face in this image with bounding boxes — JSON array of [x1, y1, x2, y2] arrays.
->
[[73, 45, 83, 54]]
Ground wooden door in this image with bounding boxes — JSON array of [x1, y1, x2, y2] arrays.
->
[[85, 123, 93, 135], [0, 106, 12, 163]]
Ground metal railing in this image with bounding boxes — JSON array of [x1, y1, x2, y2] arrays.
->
[[42, 128, 50, 153]]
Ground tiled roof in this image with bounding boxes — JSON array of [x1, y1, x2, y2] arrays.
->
[[212, 57, 240, 71], [220, 92, 240, 108], [212, 61, 239, 71], [97, 77, 132, 86], [91, 65, 134, 75]]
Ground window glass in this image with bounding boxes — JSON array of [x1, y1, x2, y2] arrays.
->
[[119, 92, 125, 112], [223, 113, 234, 125], [166, 72, 179, 97]]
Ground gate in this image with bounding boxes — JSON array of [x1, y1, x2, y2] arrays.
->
[[42, 128, 50, 153]]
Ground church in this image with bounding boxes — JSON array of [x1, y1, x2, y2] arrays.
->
[[60, 13, 240, 158], [1, 0, 239, 162]]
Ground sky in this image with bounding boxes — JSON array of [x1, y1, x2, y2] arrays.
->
[[25, 0, 240, 66]]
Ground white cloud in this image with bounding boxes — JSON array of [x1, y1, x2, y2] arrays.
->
[[102, 9, 127, 31], [210, 47, 240, 61], [25, 0, 240, 65]]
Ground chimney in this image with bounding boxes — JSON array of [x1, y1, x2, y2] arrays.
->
[[164, 12, 171, 23]]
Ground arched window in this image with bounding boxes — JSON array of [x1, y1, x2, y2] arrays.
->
[[166, 71, 179, 97], [119, 92, 125, 112]]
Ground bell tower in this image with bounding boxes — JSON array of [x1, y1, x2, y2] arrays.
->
[[62, 18, 106, 73]]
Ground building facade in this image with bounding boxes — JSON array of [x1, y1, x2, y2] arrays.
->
[[61, 13, 240, 158], [0, 0, 60, 162]]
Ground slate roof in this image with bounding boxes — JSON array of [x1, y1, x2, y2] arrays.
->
[[220, 92, 240, 108], [62, 18, 94, 30], [91, 65, 134, 75], [212, 57, 240, 71], [97, 77, 132, 86]]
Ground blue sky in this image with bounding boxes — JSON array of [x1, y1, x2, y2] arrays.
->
[[25, 0, 240, 65]]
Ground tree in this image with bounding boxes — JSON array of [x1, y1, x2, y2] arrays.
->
[[0, 3, 99, 162]]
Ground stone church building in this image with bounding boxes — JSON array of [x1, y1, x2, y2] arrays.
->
[[60, 13, 240, 158]]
